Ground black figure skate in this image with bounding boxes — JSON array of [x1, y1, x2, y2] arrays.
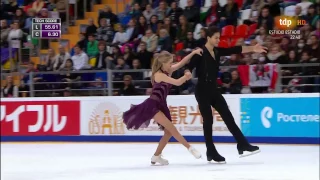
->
[[237, 144, 260, 158], [207, 147, 226, 163]]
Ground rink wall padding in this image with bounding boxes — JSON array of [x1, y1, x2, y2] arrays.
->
[[1, 136, 319, 144], [1, 94, 319, 144]]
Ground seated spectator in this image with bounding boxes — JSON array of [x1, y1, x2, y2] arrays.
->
[[59, 59, 81, 89], [265, 0, 281, 17], [86, 34, 99, 58], [220, 0, 238, 27], [47, 0, 56, 11], [157, 29, 173, 52], [54, 45, 71, 71], [12, 8, 25, 28], [204, 0, 222, 27], [98, 5, 118, 26], [76, 33, 87, 51], [155, 1, 170, 21], [243, 0, 265, 25], [129, 3, 143, 20], [114, 56, 130, 81], [131, 59, 144, 80], [1, 20, 10, 47], [126, 19, 137, 42], [137, 42, 153, 69], [305, 35, 320, 62], [280, 36, 293, 53], [2, 0, 19, 19], [21, 62, 43, 92], [255, 27, 269, 45], [183, 0, 200, 25], [23, 9, 36, 34], [143, 4, 155, 24], [38, 8, 49, 18], [96, 18, 114, 44], [109, 45, 123, 61], [71, 45, 91, 70], [94, 41, 113, 69], [32, 0, 46, 14], [196, 27, 207, 47], [163, 17, 176, 40], [181, 31, 197, 55], [7, 22, 23, 41], [85, 18, 97, 38], [221, 70, 243, 94], [168, 1, 183, 26], [149, 15, 159, 33], [301, 23, 313, 40], [292, 6, 305, 28], [296, 39, 306, 57], [266, 45, 287, 64], [1, 76, 19, 97], [112, 25, 128, 45], [141, 29, 158, 52], [123, 45, 136, 67], [297, 0, 313, 15], [303, 5, 318, 29], [134, 15, 148, 39], [176, 15, 193, 43], [44, 48, 57, 71], [118, 75, 138, 96], [256, 7, 274, 32]]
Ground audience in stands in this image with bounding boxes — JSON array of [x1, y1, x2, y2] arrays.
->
[[1, 76, 19, 97], [1, 0, 319, 97]]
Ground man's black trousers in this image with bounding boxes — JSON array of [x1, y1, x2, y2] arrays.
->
[[195, 82, 249, 150]]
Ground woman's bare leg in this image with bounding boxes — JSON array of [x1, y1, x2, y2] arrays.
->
[[153, 111, 190, 149], [154, 129, 171, 156]]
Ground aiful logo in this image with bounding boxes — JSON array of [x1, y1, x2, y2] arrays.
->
[[275, 16, 306, 30]]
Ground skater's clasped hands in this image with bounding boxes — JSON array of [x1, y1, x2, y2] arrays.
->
[[184, 71, 192, 80]]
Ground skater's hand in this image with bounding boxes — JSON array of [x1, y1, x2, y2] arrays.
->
[[184, 71, 192, 80], [253, 44, 268, 53], [192, 48, 203, 56]]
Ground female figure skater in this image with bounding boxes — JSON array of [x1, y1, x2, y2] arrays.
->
[[123, 49, 203, 165]]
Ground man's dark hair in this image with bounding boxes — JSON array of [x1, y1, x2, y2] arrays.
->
[[206, 26, 220, 38]]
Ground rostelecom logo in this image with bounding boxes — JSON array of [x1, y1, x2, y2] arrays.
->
[[89, 102, 125, 135], [275, 16, 306, 30]]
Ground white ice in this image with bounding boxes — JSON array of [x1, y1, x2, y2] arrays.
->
[[1, 143, 319, 180]]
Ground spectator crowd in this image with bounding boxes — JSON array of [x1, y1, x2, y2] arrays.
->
[[1, 0, 319, 98]]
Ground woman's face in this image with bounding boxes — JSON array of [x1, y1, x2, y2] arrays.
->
[[289, 51, 295, 59], [146, 4, 151, 11], [159, 2, 165, 9], [41, 10, 48, 17], [99, 44, 105, 51], [179, 16, 185, 24], [164, 18, 170, 25], [171, 2, 177, 8], [132, 60, 139, 68], [48, 49, 54, 55], [6, 76, 13, 83], [301, 53, 309, 60], [308, 7, 315, 14], [16, 9, 22, 16], [231, 71, 238, 80], [66, 60, 72, 67], [159, 30, 166, 38], [281, 38, 289, 45], [151, 16, 157, 23], [113, 47, 119, 54], [200, 29, 206, 38], [117, 58, 125, 65], [259, 27, 266, 35], [124, 46, 129, 53], [139, 16, 146, 24], [134, 3, 140, 10], [271, 47, 279, 54]]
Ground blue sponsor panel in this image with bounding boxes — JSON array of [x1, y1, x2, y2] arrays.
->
[[241, 97, 320, 141]]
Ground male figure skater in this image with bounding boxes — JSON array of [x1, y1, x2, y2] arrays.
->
[[184, 26, 266, 163]]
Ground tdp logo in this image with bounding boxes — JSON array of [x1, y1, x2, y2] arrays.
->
[[279, 18, 306, 28]]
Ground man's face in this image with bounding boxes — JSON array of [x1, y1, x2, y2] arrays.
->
[[207, 32, 220, 47], [310, 36, 317, 45], [0, 20, 7, 28], [262, 9, 269, 17], [187, 0, 193, 6]]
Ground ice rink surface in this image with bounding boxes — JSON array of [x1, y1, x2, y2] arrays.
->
[[1, 143, 319, 180]]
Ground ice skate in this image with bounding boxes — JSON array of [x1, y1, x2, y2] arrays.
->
[[206, 148, 226, 163], [188, 146, 202, 159], [237, 144, 260, 158], [151, 154, 169, 165]]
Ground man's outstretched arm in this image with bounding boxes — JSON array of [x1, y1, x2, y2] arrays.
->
[[217, 44, 268, 56]]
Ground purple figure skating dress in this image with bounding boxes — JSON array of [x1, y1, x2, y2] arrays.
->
[[123, 72, 172, 130]]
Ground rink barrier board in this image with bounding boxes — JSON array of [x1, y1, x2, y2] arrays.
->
[[1, 93, 319, 144], [1, 136, 319, 144]]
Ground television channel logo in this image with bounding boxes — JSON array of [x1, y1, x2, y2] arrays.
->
[[275, 16, 306, 30], [240, 97, 320, 138]]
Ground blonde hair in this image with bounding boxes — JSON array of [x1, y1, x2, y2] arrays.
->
[[151, 51, 172, 83]]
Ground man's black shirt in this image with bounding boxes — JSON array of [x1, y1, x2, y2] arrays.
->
[[186, 46, 242, 86]]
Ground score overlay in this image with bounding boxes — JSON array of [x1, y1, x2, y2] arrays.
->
[[32, 18, 61, 39]]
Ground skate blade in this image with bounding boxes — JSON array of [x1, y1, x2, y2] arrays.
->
[[239, 149, 261, 158], [207, 160, 227, 164], [151, 162, 169, 166]]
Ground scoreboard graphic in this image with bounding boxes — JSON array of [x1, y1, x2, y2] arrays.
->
[[32, 18, 61, 39]]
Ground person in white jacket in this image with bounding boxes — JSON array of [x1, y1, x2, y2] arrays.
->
[[54, 45, 71, 70], [71, 46, 91, 70]]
